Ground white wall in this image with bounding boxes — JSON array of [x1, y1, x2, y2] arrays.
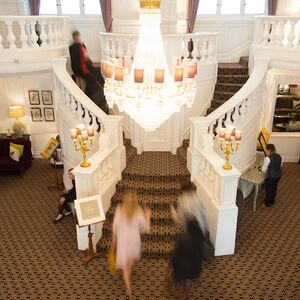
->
[[277, 0, 300, 15], [0, 0, 27, 15], [0, 72, 58, 157]]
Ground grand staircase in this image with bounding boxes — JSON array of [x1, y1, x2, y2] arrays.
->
[[207, 57, 249, 115], [97, 139, 191, 258]]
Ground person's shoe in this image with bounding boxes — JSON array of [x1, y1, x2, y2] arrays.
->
[[64, 211, 72, 217], [53, 214, 64, 223]]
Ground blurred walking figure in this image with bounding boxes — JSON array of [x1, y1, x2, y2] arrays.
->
[[170, 182, 208, 236], [112, 190, 151, 297], [171, 218, 213, 300]]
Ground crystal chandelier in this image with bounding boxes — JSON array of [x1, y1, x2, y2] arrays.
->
[[102, 2, 197, 131]]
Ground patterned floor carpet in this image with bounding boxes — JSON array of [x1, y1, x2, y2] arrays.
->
[[0, 158, 299, 299]]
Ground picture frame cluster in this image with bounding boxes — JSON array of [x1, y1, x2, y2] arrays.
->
[[28, 90, 55, 122]]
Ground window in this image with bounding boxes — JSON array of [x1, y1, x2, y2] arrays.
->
[[39, 0, 57, 15], [84, 0, 101, 14], [61, 0, 80, 14], [197, 0, 267, 17], [39, 0, 101, 16], [221, 0, 241, 14], [245, 0, 266, 14], [198, 0, 218, 15]]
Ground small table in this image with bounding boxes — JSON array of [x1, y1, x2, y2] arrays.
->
[[240, 167, 265, 211]]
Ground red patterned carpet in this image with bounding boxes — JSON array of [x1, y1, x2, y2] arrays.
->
[[0, 159, 299, 299]]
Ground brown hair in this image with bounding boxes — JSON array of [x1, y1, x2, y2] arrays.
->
[[266, 144, 276, 153], [72, 31, 80, 39], [121, 190, 139, 220]]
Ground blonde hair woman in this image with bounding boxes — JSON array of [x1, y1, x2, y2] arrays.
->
[[112, 190, 151, 297]]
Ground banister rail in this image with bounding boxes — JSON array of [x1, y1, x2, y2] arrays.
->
[[0, 15, 69, 49]]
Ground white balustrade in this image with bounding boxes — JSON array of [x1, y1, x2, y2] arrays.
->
[[187, 56, 271, 256], [99, 32, 218, 63], [52, 58, 126, 251], [0, 16, 69, 49], [253, 16, 300, 48]]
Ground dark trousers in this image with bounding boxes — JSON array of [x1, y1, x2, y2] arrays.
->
[[58, 195, 72, 214], [265, 177, 281, 206]]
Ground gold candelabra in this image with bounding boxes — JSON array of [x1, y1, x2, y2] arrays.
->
[[70, 124, 95, 168], [218, 125, 242, 170]]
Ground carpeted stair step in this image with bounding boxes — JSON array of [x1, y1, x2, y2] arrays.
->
[[206, 107, 216, 115], [211, 99, 228, 109], [116, 178, 183, 195], [213, 91, 236, 102], [177, 146, 187, 166], [98, 238, 176, 259], [105, 205, 175, 225], [182, 139, 190, 149], [126, 145, 137, 163], [111, 192, 179, 210], [102, 221, 181, 240], [218, 63, 248, 76], [239, 56, 249, 68], [215, 83, 244, 93], [217, 74, 249, 84]]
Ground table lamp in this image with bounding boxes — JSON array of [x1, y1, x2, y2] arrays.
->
[[9, 105, 25, 137]]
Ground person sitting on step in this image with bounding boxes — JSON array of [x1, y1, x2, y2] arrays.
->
[[53, 169, 76, 223]]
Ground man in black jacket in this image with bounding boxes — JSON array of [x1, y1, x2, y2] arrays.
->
[[261, 144, 282, 207]]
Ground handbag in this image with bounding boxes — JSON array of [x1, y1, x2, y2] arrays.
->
[[108, 248, 116, 276]]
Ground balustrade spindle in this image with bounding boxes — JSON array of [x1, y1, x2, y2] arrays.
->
[[275, 20, 285, 47], [104, 38, 110, 59], [287, 20, 297, 47], [0, 31, 3, 49], [207, 38, 215, 60], [110, 39, 116, 58], [19, 21, 29, 48], [30, 21, 38, 47], [262, 20, 271, 45], [39, 21, 48, 47], [47, 21, 55, 46], [200, 39, 208, 61], [269, 21, 276, 46], [6, 21, 16, 49]]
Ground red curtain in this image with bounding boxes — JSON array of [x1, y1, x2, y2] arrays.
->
[[187, 0, 200, 33], [268, 0, 278, 15], [29, 0, 40, 15], [100, 0, 113, 32]]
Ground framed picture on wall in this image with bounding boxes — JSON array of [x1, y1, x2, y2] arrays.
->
[[31, 107, 42, 122], [42, 90, 53, 105], [44, 107, 55, 122], [28, 90, 40, 105], [40, 137, 60, 160]]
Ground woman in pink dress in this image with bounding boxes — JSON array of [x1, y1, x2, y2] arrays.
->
[[112, 190, 151, 297]]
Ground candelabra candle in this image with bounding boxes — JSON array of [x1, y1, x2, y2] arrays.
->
[[224, 130, 232, 141], [87, 126, 94, 137], [219, 127, 226, 139], [134, 69, 144, 83], [115, 66, 124, 81], [122, 56, 132, 69], [70, 128, 77, 140], [81, 130, 88, 141], [174, 66, 184, 82], [187, 63, 196, 79], [227, 125, 236, 136], [106, 63, 114, 78], [155, 68, 164, 83], [101, 61, 110, 78], [235, 130, 242, 141]]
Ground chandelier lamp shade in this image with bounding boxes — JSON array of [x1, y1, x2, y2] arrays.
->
[[102, 4, 197, 131]]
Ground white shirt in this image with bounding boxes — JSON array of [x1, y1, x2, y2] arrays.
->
[[261, 156, 283, 173]]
